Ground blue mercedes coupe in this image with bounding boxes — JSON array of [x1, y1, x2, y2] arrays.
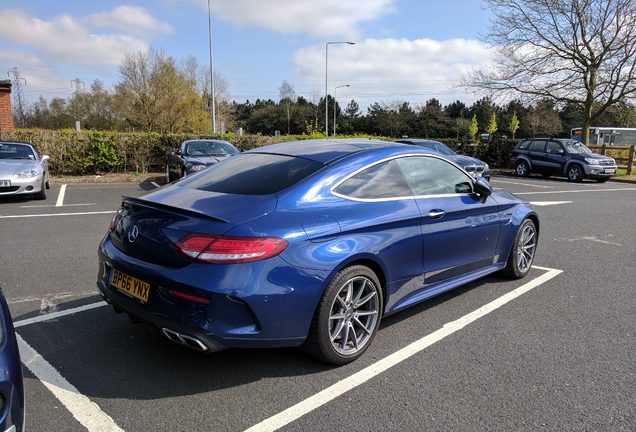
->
[[97, 139, 539, 364]]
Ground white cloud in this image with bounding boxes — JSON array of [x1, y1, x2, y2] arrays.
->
[[186, 0, 395, 38], [0, 9, 150, 66], [84, 6, 173, 38], [292, 38, 494, 107], [0, 49, 76, 100]]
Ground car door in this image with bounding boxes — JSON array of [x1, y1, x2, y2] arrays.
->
[[528, 139, 548, 173], [395, 156, 501, 286], [544, 140, 566, 175]]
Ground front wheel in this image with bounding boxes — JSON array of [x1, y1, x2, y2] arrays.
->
[[567, 165, 584, 182], [502, 219, 537, 279], [304, 265, 383, 365], [34, 182, 47, 200]]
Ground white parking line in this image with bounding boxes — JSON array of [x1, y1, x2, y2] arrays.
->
[[20, 203, 96, 209], [244, 266, 563, 432], [529, 201, 572, 206], [492, 179, 554, 189], [514, 187, 636, 195], [0, 210, 114, 219], [55, 184, 67, 207], [14, 301, 107, 328], [17, 334, 124, 432], [151, 181, 161, 188]]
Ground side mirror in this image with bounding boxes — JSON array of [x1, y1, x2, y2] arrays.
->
[[173, 149, 182, 156], [41, 154, 50, 162], [474, 177, 493, 198], [558, 149, 564, 155]]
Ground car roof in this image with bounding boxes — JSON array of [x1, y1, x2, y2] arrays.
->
[[183, 139, 231, 144], [0, 141, 35, 147], [246, 138, 407, 164], [395, 139, 445, 145]]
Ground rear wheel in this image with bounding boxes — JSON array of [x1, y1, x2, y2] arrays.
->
[[304, 265, 382, 365], [567, 164, 584, 182], [515, 160, 529, 177], [502, 219, 537, 279]]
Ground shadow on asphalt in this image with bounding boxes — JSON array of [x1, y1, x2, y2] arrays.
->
[[14, 271, 533, 401], [138, 176, 165, 191]]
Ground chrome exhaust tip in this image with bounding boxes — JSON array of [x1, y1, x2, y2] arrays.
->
[[161, 328, 208, 352]]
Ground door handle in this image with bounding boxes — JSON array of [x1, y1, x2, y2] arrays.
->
[[428, 209, 445, 219]]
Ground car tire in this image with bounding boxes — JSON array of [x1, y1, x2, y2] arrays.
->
[[34, 183, 47, 200], [304, 265, 383, 365], [567, 164, 584, 182], [502, 219, 537, 279], [515, 160, 529, 177]]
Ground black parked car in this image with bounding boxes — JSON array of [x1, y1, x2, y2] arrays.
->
[[396, 139, 491, 181], [510, 138, 617, 182], [165, 139, 239, 183]]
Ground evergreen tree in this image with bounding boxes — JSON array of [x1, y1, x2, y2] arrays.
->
[[469, 114, 479, 142], [509, 112, 520, 139]]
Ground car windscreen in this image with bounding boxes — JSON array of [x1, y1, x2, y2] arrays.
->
[[433, 143, 457, 156], [560, 140, 593, 155], [180, 153, 323, 195], [0, 143, 35, 160], [185, 141, 239, 156], [414, 142, 456, 156]]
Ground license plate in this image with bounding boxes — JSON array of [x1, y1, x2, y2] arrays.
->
[[0, 180, 10, 187], [110, 269, 150, 303], [604, 169, 615, 174]]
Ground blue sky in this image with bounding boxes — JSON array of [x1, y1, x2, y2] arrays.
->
[[0, 1, 493, 108]]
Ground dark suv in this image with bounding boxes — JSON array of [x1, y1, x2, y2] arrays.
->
[[510, 138, 617, 182]]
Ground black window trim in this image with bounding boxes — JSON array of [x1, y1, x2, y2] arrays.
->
[[331, 153, 476, 202]]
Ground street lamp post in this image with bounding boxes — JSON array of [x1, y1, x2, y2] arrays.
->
[[333, 84, 350, 136], [325, 41, 354, 136], [207, 0, 216, 133]]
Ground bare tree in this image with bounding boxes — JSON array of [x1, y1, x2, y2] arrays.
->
[[279, 80, 296, 134], [466, 0, 636, 144]]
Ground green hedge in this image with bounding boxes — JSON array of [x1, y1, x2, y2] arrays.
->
[[0, 129, 517, 175], [0, 129, 322, 175]]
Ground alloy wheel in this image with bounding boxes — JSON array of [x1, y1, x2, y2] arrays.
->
[[328, 276, 380, 356], [516, 224, 536, 273]]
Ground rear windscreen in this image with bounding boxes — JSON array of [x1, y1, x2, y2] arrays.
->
[[180, 153, 323, 195]]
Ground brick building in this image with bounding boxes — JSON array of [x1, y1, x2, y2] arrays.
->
[[0, 80, 14, 131]]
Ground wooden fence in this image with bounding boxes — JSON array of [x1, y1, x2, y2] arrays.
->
[[588, 144, 635, 175]]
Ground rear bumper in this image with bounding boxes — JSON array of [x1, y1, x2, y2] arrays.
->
[[97, 235, 324, 350]]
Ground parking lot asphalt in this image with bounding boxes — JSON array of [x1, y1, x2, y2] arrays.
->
[[0, 176, 634, 432]]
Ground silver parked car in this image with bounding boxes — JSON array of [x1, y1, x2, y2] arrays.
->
[[0, 141, 50, 200]]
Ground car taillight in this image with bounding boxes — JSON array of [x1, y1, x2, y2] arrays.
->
[[109, 209, 123, 232], [174, 233, 288, 264]]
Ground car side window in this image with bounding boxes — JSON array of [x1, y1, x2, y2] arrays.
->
[[530, 140, 546, 152], [546, 141, 563, 154], [517, 140, 531, 150], [396, 156, 473, 196], [334, 160, 413, 199]]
